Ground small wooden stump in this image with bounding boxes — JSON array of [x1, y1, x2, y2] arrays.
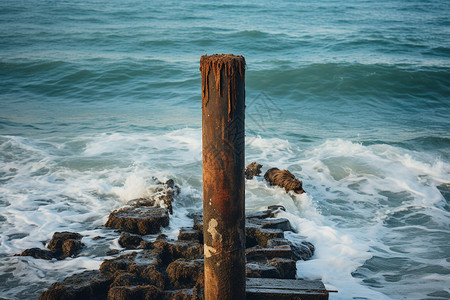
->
[[246, 278, 330, 300]]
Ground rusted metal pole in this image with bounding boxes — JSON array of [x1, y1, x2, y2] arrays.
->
[[200, 54, 246, 300]]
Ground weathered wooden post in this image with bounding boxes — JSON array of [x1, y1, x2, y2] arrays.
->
[[200, 54, 246, 300]]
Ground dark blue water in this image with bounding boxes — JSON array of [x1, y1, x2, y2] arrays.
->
[[1, 0, 449, 299]]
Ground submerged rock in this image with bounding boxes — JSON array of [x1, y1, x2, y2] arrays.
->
[[17, 231, 83, 260], [245, 162, 263, 179], [16, 248, 56, 260], [264, 168, 305, 194], [105, 206, 169, 235], [106, 249, 120, 256]]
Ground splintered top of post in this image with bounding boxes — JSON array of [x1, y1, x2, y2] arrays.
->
[[200, 54, 246, 118], [200, 54, 246, 78], [200, 54, 245, 65]]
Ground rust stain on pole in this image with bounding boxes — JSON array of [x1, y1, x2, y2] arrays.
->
[[200, 54, 246, 300]]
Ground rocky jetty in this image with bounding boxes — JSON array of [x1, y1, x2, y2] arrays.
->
[[39, 204, 314, 300], [19, 175, 317, 299]]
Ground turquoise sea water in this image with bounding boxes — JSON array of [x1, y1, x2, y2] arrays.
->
[[1, 0, 449, 299]]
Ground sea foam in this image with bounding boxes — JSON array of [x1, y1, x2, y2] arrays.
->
[[1, 131, 449, 299]]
